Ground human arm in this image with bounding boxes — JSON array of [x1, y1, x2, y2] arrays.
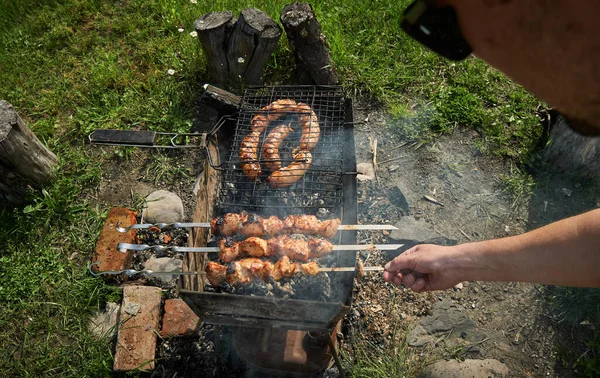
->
[[383, 208, 600, 291]]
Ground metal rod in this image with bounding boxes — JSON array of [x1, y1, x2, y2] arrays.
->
[[319, 266, 384, 272], [115, 221, 397, 233], [116, 242, 403, 253]]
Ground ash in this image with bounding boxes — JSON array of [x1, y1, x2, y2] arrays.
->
[[217, 273, 332, 302]]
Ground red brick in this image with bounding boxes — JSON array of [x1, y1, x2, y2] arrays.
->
[[160, 298, 201, 337], [114, 286, 162, 372], [92, 207, 137, 273]]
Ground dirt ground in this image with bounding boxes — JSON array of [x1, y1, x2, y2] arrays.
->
[[90, 100, 599, 377]]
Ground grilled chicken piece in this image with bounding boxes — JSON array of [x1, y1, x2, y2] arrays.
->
[[206, 261, 227, 286], [218, 238, 240, 263], [272, 256, 298, 281], [211, 213, 241, 236], [221, 235, 334, 262], [239, 237, 269, 258], [299, 261, 320, 275], [318, 218, 341, 239], [284, 215, 319, 235], [210, 212, 342, 239], [263, 215, 285, 237], [308, 238, 333, 258], [206, 257, 321, 286], [226, 258, 267, 285], [239, 211, 265, 237]]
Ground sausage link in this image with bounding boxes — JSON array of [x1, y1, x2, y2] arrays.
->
[[267, 147, 312, 188], [297, 102, 320, 150], [239, 130, 262, 180], [262, 122, 294, 171]]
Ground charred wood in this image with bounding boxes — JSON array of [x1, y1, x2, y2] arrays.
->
[[280, 3, 340, 85], [196, 8, 282, 86], [0, 100, 58, 203]]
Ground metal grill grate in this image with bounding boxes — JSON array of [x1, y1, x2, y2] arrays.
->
[[216, 86, 347, 215]]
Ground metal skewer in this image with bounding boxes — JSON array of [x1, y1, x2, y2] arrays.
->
[[116, 242, 403, 254], [89, 266, 383, 277], [115, 221, 398, 233]]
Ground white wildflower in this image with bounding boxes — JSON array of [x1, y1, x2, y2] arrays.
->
[[190, 31, 198, 38], [190, 0, 197, 3], [237, 57, 245, 63], [178, 27, 184, 33], [167, 69, 176, 75]]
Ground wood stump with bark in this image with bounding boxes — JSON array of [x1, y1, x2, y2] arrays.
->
[[280, 2, 340, 85], [0, 100, 58, 203], [195, 8, 282, 86], [542, 114, 600, 177]]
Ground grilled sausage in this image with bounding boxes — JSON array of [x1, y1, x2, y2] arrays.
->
[[296, 102, 320, 150], [239, 130, 262, 180], [266, 147, 312, 188], [250, 99, 297, 133], [262, 122, 294, 171]]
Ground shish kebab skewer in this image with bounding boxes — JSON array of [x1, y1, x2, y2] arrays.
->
[[115, 212, 397, 236], [90, 258, 383, 285], [117, 238, 403, 262]]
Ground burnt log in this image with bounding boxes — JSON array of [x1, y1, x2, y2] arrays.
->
[[195, 11, 237, 85], [201, 84, 242, 115], [280, 3, 340, 85], [0, 100, 58, 203], [542, 114, 600, 177], [196, 8, 282, 86]]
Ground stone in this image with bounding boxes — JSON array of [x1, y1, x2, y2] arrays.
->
[[114, 286, 162, 372], [420, 358, 509, 378], [143, 257, 183, 283], [387, 186, 410, 214], [390, 216, 438, 243], [141, 190, 184, 224], [89, 302, 120, 339], [408, 299, 482, 348], [91, 207, 137, 273], [356, 162, 375, 181], [160, 298, 201, 337]]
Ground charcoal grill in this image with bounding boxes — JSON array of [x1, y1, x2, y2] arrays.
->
[[179, 85, 357, 334]]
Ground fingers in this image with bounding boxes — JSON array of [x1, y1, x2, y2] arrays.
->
[[384, 246, 418, 272]]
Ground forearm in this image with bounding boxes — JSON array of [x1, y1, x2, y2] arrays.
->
[[456, 209, 600, 287]]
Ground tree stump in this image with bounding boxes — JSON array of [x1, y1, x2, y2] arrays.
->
[[542, 114, 600, 177], [280, 2, 340, 85], [0, 100, 58, 203], [195, 8, 282, 86]]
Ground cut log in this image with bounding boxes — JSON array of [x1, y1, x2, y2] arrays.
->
[[280, 3, 340, 85], [0, 100, 58, 203], [542, 114, 600, 177], [195, 11, 237, 85], [201, 84, 242, 114], [227, 8, 282, 85], [196, 8, 282, 86]]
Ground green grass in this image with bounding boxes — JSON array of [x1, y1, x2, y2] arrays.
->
[[0, 0, 545, 375]]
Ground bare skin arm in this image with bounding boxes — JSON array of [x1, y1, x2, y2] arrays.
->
[[383, 208, 600, 291]]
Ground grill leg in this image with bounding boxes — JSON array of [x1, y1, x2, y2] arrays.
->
[[327, 335, 345, 378]]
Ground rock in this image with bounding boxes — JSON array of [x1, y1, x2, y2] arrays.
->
[[141, 190, 184, 224], [389, 216, 438, 243], [357, 162, 375, 181], [420, 358, 509, 378], [408, 299, 483, 348], [387, 186, 410, 214], [144, 257, 184, 283], [88, 302, 120, 339]]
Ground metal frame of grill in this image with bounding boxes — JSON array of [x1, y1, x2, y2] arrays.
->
[[215, 85, 347, 215], [180, 85, 357, 332]]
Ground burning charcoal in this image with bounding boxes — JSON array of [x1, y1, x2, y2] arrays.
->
[[292, 273, 331, 301], [317, 208, 331, 217]]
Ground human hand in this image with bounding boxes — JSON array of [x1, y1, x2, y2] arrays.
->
[[383, 244, 464, 292]]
